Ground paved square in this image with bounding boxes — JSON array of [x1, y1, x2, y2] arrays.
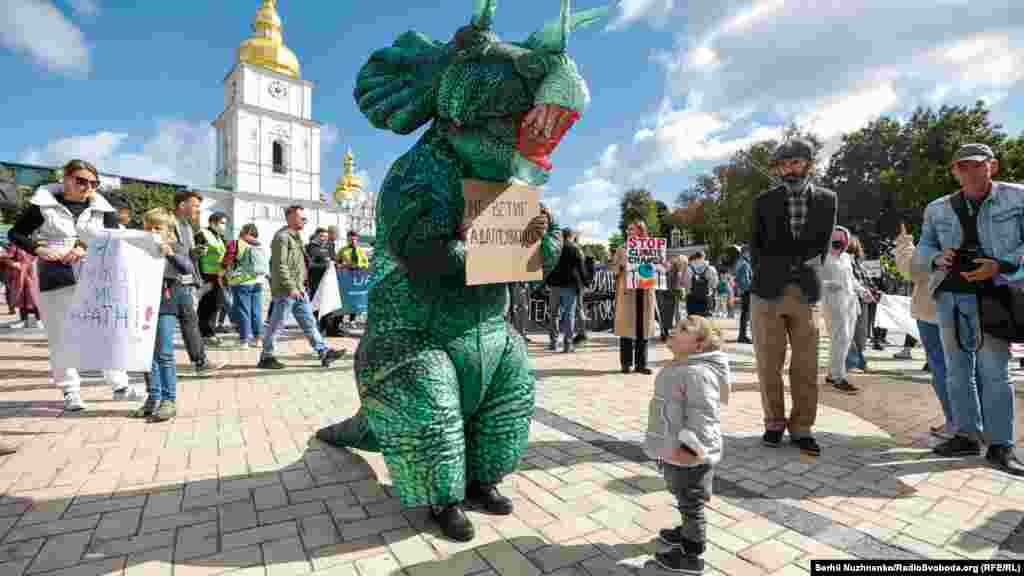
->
[[0, 313, 1022, 575]]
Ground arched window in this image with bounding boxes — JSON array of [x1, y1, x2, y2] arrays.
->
[[272, 141, 286, 174]]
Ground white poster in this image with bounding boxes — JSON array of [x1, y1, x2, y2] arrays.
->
[[625, 237, 668, 290], [63, 230, 166, 371], [874, 294, 920, 341], [312, 266, 342, 316]]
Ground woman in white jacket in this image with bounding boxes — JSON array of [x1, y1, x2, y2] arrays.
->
[[822, 226, 864, 395], [7, 160, 142, 411]]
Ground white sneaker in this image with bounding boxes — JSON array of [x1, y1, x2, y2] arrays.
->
[[24, 317, 38, 329], [6, 320, 25, 329], [63, 392, 87, 412], [112, 386, 146, 402]]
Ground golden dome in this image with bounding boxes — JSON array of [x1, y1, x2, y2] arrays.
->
[[237, 0, 300, 79], [335, 148, 364, 203]]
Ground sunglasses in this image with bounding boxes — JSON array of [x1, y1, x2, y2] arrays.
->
[[75, 176, 99, 189]]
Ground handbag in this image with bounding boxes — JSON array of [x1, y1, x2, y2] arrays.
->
[[949, 193, 1024, 344]]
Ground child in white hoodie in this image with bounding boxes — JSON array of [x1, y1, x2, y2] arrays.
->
[[644, 316, 731, 574]]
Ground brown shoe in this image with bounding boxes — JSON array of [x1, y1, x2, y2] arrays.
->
[[0, 442, 17, 456]]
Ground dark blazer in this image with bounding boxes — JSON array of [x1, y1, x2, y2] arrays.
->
[[750, 184, 837, 303], [548, 242, 586, 292]]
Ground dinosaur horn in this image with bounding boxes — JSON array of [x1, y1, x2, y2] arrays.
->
[[471, 0, 497, 29], [558, 0, 571, 52]]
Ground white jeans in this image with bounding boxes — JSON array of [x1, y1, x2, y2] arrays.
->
[[825, 291, 859, 381], [37, 285, 129, 394]]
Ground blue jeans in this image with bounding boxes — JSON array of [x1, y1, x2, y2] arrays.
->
[[936, 292, 1015, 447], [235, 284, 264, 344], [147, 313, 178, 402], [263, 296, 328, 359], [917, 319, 952, 429], [559, 287, 578, 342]]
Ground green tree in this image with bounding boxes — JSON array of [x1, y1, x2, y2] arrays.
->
[[607, 232, 623, 251], [618, 188, 658, 235], [1, 168, 60, 223], [580, 243, 609, 263], [110, 182, 179, 228]]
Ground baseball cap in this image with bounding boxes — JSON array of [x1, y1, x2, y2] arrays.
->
[[772, 139, 815, 163], [953, 143, 995, 164]]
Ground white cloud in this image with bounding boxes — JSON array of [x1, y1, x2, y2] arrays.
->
[[573, 0, 1024, 245], [1, 0, 91, 77], [574, 220, 604, 242], [19, 119, 216, 187], [69, 0, 98, 17]]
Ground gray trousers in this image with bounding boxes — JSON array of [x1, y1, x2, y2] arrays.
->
[[662, 462, 713, 550]]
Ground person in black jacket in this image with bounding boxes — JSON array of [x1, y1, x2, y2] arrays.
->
[[749, 139, 837, 457], [547, 228, 587, 353]]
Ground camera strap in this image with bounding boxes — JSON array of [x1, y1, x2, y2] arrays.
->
[[948, 193, 984, 352]]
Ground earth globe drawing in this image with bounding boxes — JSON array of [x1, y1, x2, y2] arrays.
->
[[638, 262, 656, 279]]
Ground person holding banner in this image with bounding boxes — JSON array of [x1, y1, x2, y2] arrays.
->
[[614, 221, 659, 374], [336, 229, 369, 327], [133, 208, 192, 422], [223, 223, 267, 348], [7, 159, 144, 412]]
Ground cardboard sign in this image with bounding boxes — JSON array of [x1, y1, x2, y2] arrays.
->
[[625, 237, 668, 290], [312, 265, 342, 316], [338, 269, 370, 314], [63, 231, 165, 371], [463, 179, 543, 286]]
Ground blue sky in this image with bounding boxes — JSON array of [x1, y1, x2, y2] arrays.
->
[[3, 1, 1024, 245]]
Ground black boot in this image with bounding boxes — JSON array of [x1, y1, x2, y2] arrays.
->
[[432, 503, 475, 542], [467, 481, 514, 515]]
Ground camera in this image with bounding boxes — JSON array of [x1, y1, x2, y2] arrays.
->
[[952, 246, 981, 274]]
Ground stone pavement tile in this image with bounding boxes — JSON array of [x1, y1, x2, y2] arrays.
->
[[184, 488, 252, 512], [901, 519, 958, 547], [853, 521, 901, 543], [124, 546, 172, 576], [722, 516, 786, 544], [506, 498, 557, 530], [224, 520, 301, 552], [527, 536, 603, 573], [173, 544, 264, 576], [767, 565, 810, 576], [703, 542, 768, 576], [25, 528, 92, 573], [364, 498, 403, 518], [476, 539, 542, 576], [706, 525, 753, 554], [326, 498, 368, 525], [65, 493, 147, 519], [338, 513, 408, 542], [3, 513, 99, 543], [402, 548, 488, 576], [139, 506, 218, 535], [85, 527, 176, 561], [288, 483, 355, 506], [220, 499, 259, 533], [254, 484, 289, 511], [380, 527, 437, 567], [176, 520, 220, 561], [0, 537, 43, 566], [264, 536, 314, 576], [34, 556, 126, 576], [737, 540, 804, 573], [309, 535, 387, 572], [299, 514, 340, 551], [890, 534, 958, 560], [94, 506, 143, 540], [945, 531, 1000, 560], [776, 529, 856, 560], [259, 501, 327, 526]]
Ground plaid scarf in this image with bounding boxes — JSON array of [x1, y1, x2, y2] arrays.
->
[[786, 186, 809, 239]]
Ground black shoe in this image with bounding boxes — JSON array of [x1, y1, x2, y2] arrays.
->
[[622, 366, 633, 374], [573, 334, 587, 345], [653, 548, 704, 574], [636, 367, 653, 375], [985, 446, 1024, 476], [736, 337, 752, 344], [762, 430, 783, 447], [258, 356, 286, 370], [320, 348, 346, 368], [466, 481, 513, 515], [825, 376, 836, 385], [832, 380, 860, 395], [792, 436, 821, 456], [432, 503, 475, 542], [933, 435, 982, 457], [658, 526, 683, 547]]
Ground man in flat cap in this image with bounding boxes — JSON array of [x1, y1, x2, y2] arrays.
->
[[916, 143, 1024, 475], [749, 138, 837, 456]]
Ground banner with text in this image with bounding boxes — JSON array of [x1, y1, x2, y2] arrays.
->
[[463, 179, 543, 286], [63, 231, 165, 371], [625, 237, 667, 290], [338, 269, 370, 314]]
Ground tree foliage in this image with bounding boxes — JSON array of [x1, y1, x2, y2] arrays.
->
[[580, 243, 609, 263], [109, 182, 179, 228]]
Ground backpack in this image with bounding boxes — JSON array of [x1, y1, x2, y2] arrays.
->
[[688, 265, 712, 305], [239, 242, 269, 277]]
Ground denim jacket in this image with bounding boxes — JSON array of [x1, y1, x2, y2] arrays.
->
[[915, 181, 1024, 298]]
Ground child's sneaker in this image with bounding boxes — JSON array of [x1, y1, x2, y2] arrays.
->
[[658, 526, 684, 547], [653, 548, 704, 574], [63, 392, 87, 412]]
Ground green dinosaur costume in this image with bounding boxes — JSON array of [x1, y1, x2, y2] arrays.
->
[[317, 0, 612, 516]]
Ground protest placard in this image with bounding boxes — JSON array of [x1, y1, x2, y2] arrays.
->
[[463, 179, 543, 286], [625, 237, 668, 290], [339, 269, 370, 314], [874, 294, 919, 340], [312, 265, 342, 316], [63, 230, 165, 371]]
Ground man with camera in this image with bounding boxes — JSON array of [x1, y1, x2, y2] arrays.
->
[[916, 143, 1024, 476]]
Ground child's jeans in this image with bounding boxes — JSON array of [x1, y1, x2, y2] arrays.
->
[[146, 313, 178, 402], [662, 461, 713, 552]]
